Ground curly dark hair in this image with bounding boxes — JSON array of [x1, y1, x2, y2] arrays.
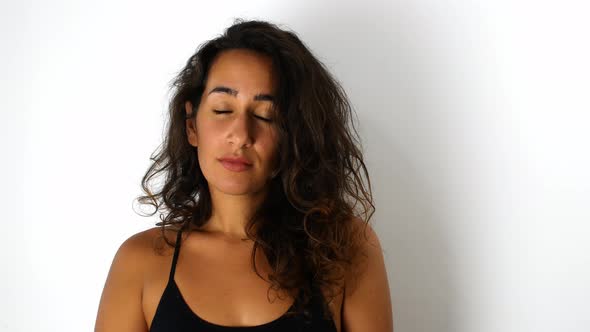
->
[[134, 18, 375, 321]]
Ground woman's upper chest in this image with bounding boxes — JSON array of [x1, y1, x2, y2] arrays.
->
[[142, 230, 343, 331]]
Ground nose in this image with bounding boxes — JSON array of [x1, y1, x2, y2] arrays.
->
[[228, 110, 254, 148]]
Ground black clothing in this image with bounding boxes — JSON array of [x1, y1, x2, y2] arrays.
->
[[149, 229, 338, 332]]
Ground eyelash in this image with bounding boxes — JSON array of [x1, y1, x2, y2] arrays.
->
[[213, 110, 273, 123]]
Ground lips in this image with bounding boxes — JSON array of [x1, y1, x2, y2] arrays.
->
[[219, 159, 252, 172], [218, 156, 253, 165], [218, 155, 253, 172]]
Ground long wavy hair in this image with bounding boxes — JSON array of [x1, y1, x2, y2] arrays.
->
[[135, 18, 375, 321]]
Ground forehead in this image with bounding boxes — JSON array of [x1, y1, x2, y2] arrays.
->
[[205, 49, 277, 94]]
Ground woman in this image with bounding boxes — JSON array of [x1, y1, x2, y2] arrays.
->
[[95, 19, 393, 332]]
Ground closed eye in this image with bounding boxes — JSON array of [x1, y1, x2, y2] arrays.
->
[[213, 110, 273, 123]]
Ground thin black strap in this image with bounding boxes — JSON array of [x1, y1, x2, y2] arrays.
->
[[168, 229, 183, 282]]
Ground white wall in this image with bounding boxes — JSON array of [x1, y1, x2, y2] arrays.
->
[[2, 0, 588, 331]]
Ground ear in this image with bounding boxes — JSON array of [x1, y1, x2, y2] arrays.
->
[[185, 101, 198, 147]]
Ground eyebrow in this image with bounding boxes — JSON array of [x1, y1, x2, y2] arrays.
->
[[207, 85, 275, 102]]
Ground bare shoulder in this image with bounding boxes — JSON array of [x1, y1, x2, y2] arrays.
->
[[342, 217, 394, 332], [94, 226, 179, 332], [124, 226, 184, 257]]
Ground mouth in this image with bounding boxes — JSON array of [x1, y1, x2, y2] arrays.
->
[[219, 160, 253, 172]]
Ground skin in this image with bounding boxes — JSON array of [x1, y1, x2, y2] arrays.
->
[[184, 48, 280, 241], [94, 49, 394, 332]]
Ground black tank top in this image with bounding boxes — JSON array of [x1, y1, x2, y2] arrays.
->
[[149, 229, 338, 332]]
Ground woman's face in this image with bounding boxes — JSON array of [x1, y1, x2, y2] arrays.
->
[[185, 49, 280, 196]]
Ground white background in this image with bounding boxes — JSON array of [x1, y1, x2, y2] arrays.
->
[[2, 0, 589, 331]]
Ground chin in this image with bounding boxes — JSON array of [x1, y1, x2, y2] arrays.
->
[[212, 180, 266, 196]]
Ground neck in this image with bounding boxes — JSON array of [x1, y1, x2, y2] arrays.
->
[[201, 185, 268, 240]]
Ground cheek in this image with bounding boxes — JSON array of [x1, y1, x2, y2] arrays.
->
[[195, 118, 221, 144], [194, 122, 216, 169]]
